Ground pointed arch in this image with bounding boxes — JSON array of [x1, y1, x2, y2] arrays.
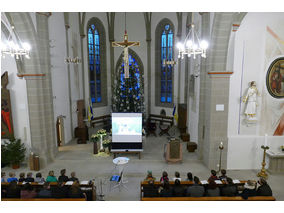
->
[[155, 18, 175, 108], [86, 17, 107, 107]]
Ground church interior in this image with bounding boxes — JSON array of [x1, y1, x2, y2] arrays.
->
[[1, 7, 284, 204]]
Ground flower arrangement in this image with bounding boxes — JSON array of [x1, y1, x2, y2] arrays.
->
[[91, 129, 107, 142], [102, 139, 111, 148]]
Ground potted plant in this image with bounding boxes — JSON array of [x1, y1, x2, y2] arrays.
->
[[1, 144, 9, 168], [4, 138, 26, 169], [91, 129, 107, 154], [102, 139, 111, 153]]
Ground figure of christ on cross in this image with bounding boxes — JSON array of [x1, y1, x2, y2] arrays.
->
[[112, 31, 140, 78]]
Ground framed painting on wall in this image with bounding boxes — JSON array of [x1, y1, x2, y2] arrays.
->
[[266, 57, 284, 98]]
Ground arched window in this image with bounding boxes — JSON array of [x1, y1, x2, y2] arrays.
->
[[87, 17, 107, 107], [113, 49, 145, 114], [155, 19, 175, 107]]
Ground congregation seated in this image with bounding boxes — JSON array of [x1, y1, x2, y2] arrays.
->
[[35, 172, 45, 183], [7, 172, 18, 183], [38, 182, 52, 198], [144, 170, 156, 181], [172, 171, 181, 181], [185, 176, 205, 197], [208, 170, 218, 182], [205, 180, 220, 197], [239, 180, 257, 200], [58, 169, 69, 183], [6, 181, 20, 198], [25, 172, 35, 182], [171, 179, 184, 197], [46, 171, 58, 183], [158, 180, 172, 197], [68, 181, 86, 198], [1, 172, 7, 182], [220, 177, 237, 196], [143, 180, 159, 197], [186, 172, 193, 182], [160, 171, 169, 183], [51, 182, 68, 198], [68, 172, 79, 182], [18, 172, 25, 182], [218, 169, 228, 181], [20, 183, 37, 198], [256, 178, 272, 196]]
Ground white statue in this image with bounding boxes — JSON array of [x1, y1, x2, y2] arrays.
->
[[242, 81, 260, 121]]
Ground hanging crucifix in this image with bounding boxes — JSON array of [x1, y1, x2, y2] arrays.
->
[[112, 13, 140, 78]]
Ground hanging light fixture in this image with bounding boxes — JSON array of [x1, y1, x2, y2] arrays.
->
[[1, 14, 31, 59], [176, 13, 208, 59]]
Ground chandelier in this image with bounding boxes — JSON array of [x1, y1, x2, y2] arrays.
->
[[176, 23, 208, 59], [1, 14, 31, 59]]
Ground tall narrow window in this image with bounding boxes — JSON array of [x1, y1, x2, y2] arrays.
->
[[87, 17, 107, 107], [155, 19, 175, 107]]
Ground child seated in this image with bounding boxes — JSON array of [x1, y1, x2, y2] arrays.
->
[[25, 172, 35, 182], [1, 172, 7, 182], [172, 171, 181, 181], [18, 173, 25, 182], [35, 172, 45, 183], [144, 170, 156, 181], [160, 171, 169, 183]]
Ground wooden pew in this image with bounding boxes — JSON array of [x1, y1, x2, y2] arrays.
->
[[147, 114, 174, 136], [2, 198, 87, 201], [141, 196, 276, 201], [91, 115, 111, 130], [140, 180, 276, 201], [1, 181, 96, 201]]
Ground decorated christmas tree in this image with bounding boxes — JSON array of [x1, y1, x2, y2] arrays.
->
[[112, 55, 145, 119]]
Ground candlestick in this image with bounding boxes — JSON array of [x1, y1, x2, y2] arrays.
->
[[257, 145, 269, 179], [264, 134, 268, 146]]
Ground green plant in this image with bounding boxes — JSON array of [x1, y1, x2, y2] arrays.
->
[[91, 129, 107, 142], [1, 145, 9, 167], [102, 139, 111, 148], [4, 138, 26, 165]]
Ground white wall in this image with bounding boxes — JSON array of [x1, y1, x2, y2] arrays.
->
[[1, 27, 32, 151], [227, 12, 284, 169]]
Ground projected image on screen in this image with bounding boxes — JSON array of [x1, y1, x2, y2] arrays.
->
[[112, 113, 142, 142]]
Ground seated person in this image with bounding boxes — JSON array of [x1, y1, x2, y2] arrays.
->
[[18, 172, 25, 182], [25, 172, 35, 182], [143, 179, 159, 197], [171, 179, 185, 197], [206, 179, 220, 197], [34, 172, 45, 183], [158, 180, 172, 197], [240, 180, 257, 200], [172, 171, 181, 181], [6, 180, 20, 198], [68, 181, 86, 198], [1, 172, 7, 182], [7, 172, 18, 183], [208, 170, 218, 182], [185, 176, 205, 197], [221, 177, 237, 197], [51, 181, 68, 198], [218, 169, 228, 181], [68, 172, 79, 182], [186, 172, 193, 182], [160, 171, 169, 183], [256, 178, 272, 196], [46, 170, 58, 183], [58, 169, 69, 183], [144, 170, 156, 181], [37, 182, 52, 198], [21, 183, 37, 198]]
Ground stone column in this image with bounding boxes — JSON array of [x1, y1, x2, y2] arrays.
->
[[78, 12, 86, 101], [144, 12, 152, 116]]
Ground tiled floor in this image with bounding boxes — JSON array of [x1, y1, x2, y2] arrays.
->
[[2, 132, 284, 201]]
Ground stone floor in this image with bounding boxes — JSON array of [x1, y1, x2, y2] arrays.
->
[[2, 131, 284, 201]]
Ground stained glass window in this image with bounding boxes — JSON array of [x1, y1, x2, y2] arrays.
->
[[160, 24, 173, 103], [88, 24, 101, 103]]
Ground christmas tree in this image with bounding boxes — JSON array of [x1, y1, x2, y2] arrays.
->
[[112, 55, 145, 119]]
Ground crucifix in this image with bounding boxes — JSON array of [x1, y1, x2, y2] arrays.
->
[[112, 13, 140, 78]]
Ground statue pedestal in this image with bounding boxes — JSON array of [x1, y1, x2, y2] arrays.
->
[[267, 150, 284, 173]]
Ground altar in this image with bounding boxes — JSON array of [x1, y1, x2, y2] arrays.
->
[[267, 150, 284, 173]]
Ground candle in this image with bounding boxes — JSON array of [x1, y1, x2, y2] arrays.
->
[[264, 134, 268, 146]]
